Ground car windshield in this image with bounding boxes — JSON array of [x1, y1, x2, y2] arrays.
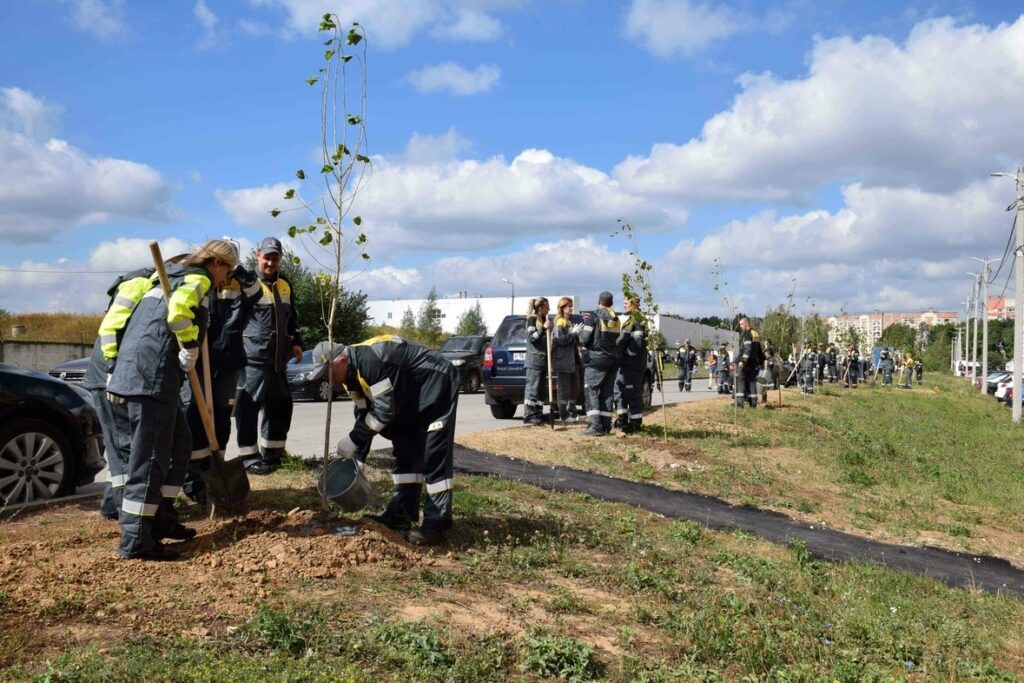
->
[[289, 350, 314, 365], [440, 337, 479, 352], [492, 317, 526, 347]]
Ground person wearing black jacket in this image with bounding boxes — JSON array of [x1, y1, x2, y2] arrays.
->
[[523, 297, 550, 426], [736, 317, 765, 407], [329, 335, 460, 546], [181, 253, 261, 503], [614, 295, 648, 433], [578, 291, 622, 436], [234, 237, 304, 475], [675, 339, 697, 392], [551, 297, 584, 423]]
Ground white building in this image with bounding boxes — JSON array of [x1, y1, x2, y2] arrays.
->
[[366, 294, 579, 336], [367, 295, 735, 350]]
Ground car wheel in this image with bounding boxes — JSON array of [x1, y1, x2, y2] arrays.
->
[[463, 372, 481, 394], [315, 379, 331, 402], [642, 374, 653, 409], [0, 418, 75, 506], [490, 402, 517, 419]]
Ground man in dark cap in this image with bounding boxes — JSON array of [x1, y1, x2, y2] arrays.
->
[[323, 336, 460, 546], [578, 291, 622, 436], [234, 236, 304, 474]]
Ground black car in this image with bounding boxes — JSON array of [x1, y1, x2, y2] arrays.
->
[[287, 350, 347, 402], [482, 313, 654, 420], [438, 335, 491, 393], [1, 363, 106, 506], [48, 356, 90, 385]]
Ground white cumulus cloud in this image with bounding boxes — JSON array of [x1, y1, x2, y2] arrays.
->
[[404, 62, 501, 96], [616, 16, 1024, 200], [194, 0, 220, 49], [0, 88, 178, 244], [402, 127, 472, 164], [624, 0, 744, 58], [246, 0, 518, 48], [64, 0, 128, 41], [431, 7, 503, 41]]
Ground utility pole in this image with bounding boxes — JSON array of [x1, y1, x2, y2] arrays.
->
[[967, 276, 979, 385], [971, 257, 1000, 395], [991, 168, 1024, 423]]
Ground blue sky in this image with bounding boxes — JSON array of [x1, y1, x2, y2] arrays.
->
[[1, 0, 1021, 318]]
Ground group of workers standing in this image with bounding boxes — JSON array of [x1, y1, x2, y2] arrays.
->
[[671, 327, 926, 405], [89, 235, 460, 560], [523, 290, 649, 436]]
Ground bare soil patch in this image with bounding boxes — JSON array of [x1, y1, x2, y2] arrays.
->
[[0, 499, 433, 662]]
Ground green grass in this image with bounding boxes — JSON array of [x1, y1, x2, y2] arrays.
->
[[12, 474, 1024, 681]]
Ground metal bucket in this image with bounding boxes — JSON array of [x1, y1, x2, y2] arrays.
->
[[317, 458, 375, 512]]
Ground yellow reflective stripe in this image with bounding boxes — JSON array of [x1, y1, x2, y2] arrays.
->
[[98, 276, 154, 360], [356, 372, 371, 397], [167, 273, 211, 345], [354, 334, 403, 347]]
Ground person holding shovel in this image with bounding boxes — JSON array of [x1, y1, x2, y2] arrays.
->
[[551, 297, 584, 424], [523, 297, 551, 426], [181, 251, 261, 506], [328, 335, 461, 546], [106, 239, 237, 561]]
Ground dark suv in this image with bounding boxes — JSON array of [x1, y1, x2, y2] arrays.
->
[[438, 335, 491, 393], [482, 314, 654, 420]]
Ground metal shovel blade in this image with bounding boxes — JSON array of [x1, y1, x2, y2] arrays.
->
[[200, 450, 250, 513]]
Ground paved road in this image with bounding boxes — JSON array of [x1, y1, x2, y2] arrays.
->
[[6, 381, 726, 512], [277, 380, 722, 459]]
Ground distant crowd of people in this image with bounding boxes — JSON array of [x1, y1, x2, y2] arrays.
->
[[672, 335, 924, 406]]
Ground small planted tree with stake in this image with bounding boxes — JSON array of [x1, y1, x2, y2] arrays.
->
[[270, 14, 370, 519], [613, 219, 666, 439]]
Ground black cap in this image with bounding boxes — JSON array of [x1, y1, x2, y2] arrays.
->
[[259, 236, 283, 255], [598, 291, 613, 305]]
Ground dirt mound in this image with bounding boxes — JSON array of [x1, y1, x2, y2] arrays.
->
[[0, 505, 432, 642]]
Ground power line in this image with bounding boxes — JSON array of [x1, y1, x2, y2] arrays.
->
[[988, 216, 1016, 284]]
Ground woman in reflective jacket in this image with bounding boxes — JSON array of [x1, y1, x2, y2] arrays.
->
[[523, 297, 551, 426], [106, 239, 237, 561], [551, 297, 583, 423]]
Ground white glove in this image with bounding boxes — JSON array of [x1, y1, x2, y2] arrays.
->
[[632, 330, 644, 340], [178, 347, 199, 372], [571, 322, 585, 336], [336, 434, 357, 459]]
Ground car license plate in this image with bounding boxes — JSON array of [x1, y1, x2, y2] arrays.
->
[[512, 352, 525, 363]]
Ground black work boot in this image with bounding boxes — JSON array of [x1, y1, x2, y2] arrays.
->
[[366, 511, 413, 532]]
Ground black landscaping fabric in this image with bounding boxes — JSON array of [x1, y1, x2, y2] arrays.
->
[[448, 445, 1024, 597]]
